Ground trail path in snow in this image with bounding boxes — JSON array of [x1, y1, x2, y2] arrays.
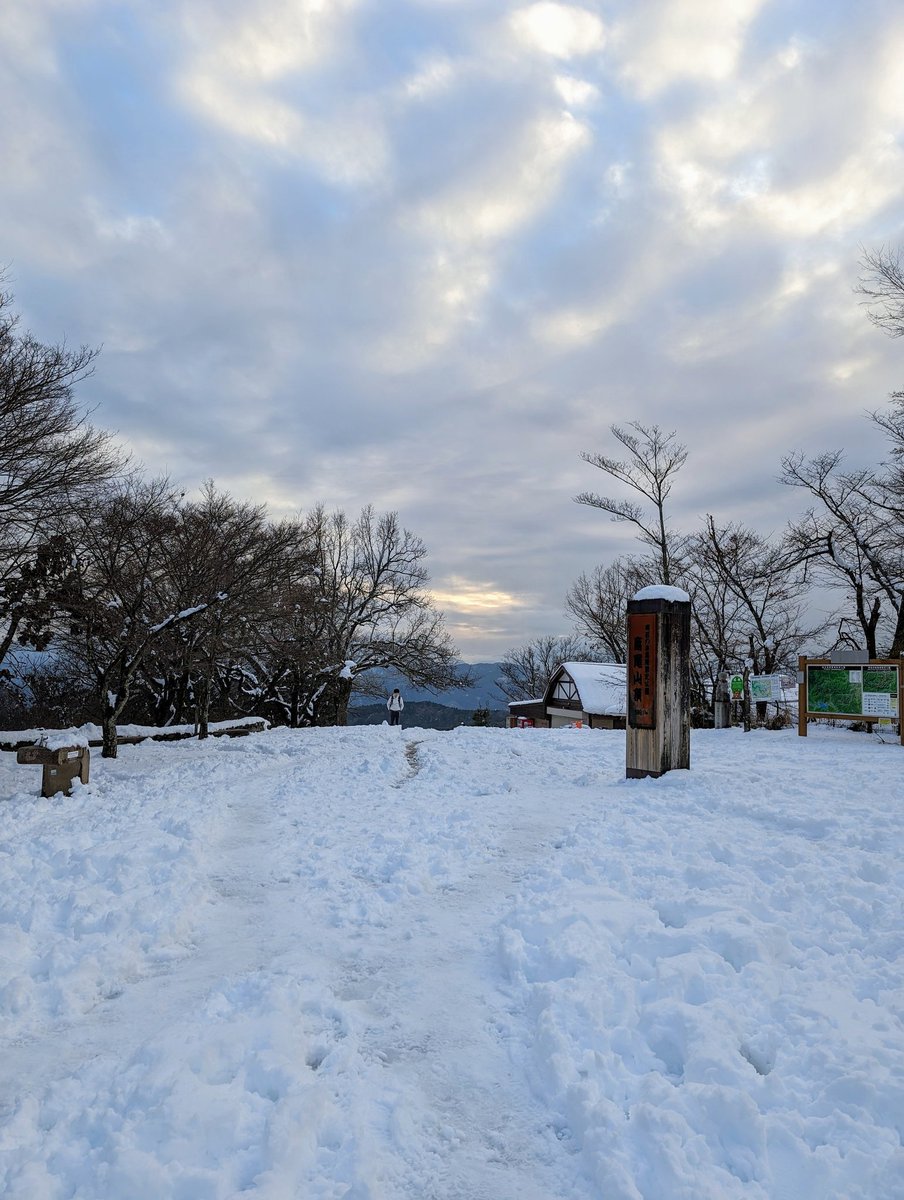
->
[[314, 735, 593, 1199], [1, 727, 600, 1199]]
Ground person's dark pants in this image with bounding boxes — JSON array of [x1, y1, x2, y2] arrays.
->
[[389, 711, 400, 725]]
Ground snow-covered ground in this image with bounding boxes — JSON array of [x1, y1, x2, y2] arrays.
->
[[1, 724, 902, 1199]]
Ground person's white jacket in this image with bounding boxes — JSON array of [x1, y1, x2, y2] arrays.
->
[[387, 692, 404, 712]]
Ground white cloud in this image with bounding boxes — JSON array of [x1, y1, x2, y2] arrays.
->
[[431, 577, 528, 614], [829, 356, 873, 384], [553, 74, 600, 108], [753, 139, 904, 237], [534, 225, 681, 349], [370, 109, 591, 369], [177, 0, 389, 186], [510, 3, 605, 60], [90, 207, 169, 247], [180, 0, 360, 81], [413, 110, 590, 244], [654, 27, 904, 237], [613, 0, 766, 96], [401, 57, 457, 99]]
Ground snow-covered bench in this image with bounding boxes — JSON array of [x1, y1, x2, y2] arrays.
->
[[15, 737, 90, 798]]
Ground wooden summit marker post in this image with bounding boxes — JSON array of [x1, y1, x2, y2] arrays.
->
[[626, 586, 692, 779]]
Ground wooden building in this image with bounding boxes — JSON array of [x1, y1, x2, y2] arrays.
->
[[507, 662, 627, 729], [506, 698, 550, 728]]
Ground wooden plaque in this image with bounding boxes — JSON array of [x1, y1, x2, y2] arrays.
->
[[628, 612, 657, 729]]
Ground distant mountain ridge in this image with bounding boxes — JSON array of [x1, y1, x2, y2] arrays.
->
[[348, 701, 507, 730], [350, 662, 508, 711]]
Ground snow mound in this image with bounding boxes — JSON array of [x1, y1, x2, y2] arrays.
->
[[633, 584, 691, 603]]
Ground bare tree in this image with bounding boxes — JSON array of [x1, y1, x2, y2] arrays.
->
[[0, 284, 123, 666], [238, 506, 468, 727], [137, 483, 311, 736], [693, 517, 819, 677], [784, 511, 883, 658], [230, 578, 332, 728], [497, 634, 596, 702], [680, 540, 747, 712], [575, 422, 687, 585], [57, 478, 228, 757], [853, 244, 904, 517], [310, 506, 467, 724], [781, 451, 903, 656], [857, 245, 904, 338], [871, 396, 904, 504], [565, 556, 654, 662]]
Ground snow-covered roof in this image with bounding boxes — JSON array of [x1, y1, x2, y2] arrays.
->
[[633, 585, 690, 603], [555, 662, 627, 715]]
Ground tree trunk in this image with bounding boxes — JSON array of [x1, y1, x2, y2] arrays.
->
[[0, 612, 23, 672], [865, 598, 880, 659], [197, 675, 210, 739], [888, 599, 904, 657], [102, 703, 119, 759], [289, 677, 300, 728], [172, 669, 192, 726], [315, 675, 353, 726], [100, 663, 132, 759], [335, 677, 352, 727]]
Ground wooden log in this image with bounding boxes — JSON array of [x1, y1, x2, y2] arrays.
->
[[210, 721, 266, 737], [4, 720, 268, 757]]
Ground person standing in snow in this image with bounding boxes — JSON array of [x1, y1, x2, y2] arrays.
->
[[387, 688, 404, 726]]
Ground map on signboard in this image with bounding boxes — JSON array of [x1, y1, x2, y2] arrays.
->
[[750, 674, 782, 702], [807, 665, 899, 717], [807, 666, 862, 715], [862, 666, 899, 717]]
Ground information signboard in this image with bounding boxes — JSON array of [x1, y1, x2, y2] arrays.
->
[[798, 656, 902, 744], [750, 674, 783, 703], [806, 664, 898, 718]]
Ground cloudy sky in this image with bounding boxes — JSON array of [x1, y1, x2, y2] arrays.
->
[[3, 0, 904, 661]]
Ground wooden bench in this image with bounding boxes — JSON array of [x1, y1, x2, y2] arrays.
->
[[16, 744, 90, 797]]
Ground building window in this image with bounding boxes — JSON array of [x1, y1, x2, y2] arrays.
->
[[552, 675, 580, 707]]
